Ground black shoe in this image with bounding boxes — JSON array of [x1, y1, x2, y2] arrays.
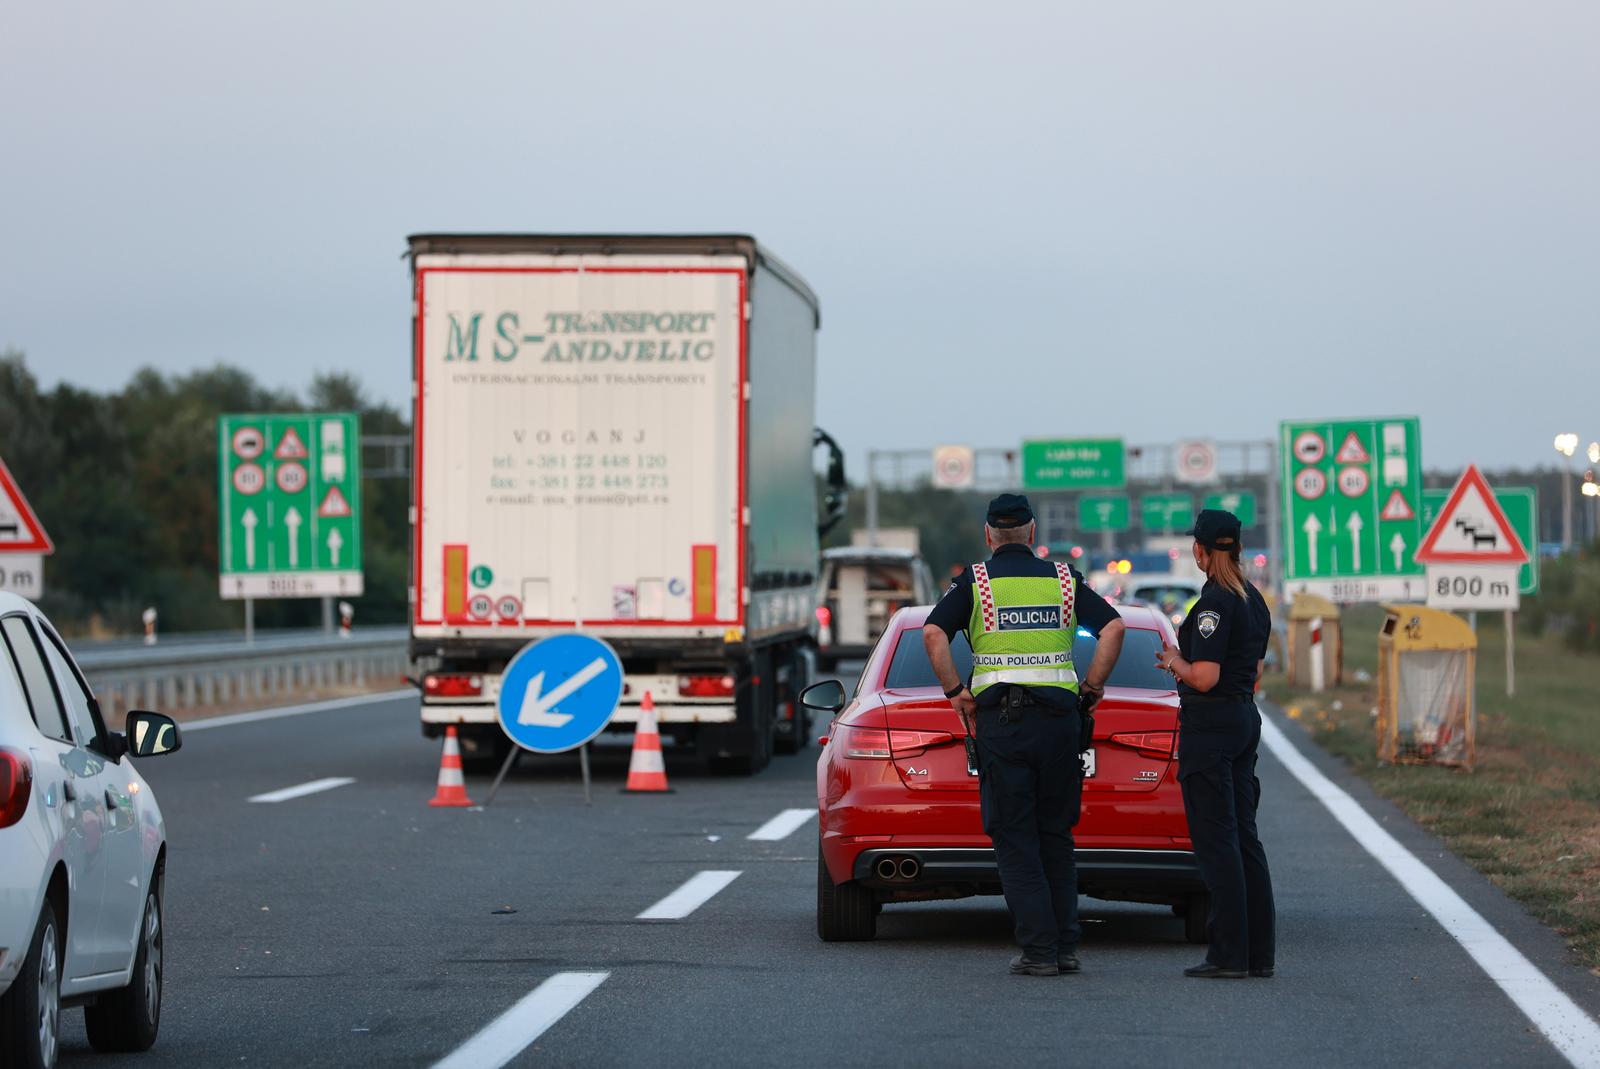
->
[[1009, 955, 1060, 977], [1250, 966, 1275, 978], [1184, 962, 1247, 979], [1057, 954, 1081, 974]]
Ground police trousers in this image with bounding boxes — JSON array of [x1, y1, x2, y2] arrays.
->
[[1177, 699, 1276, 972], [976, 699, 1081, 961]]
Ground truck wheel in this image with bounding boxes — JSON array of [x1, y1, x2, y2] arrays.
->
[[817, 847, 875, 941], [0, 898, 62, 1069], [1184, 893, 1210, 945], [85, 883, 163, 1052]]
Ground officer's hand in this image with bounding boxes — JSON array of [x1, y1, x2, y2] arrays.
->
[[1079, 680, 1104, 713], [1156, 642, 1179, 674], [952, 688, 977, 732]]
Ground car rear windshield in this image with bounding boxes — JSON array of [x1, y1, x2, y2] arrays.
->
[[885, 626, 1172, 692]]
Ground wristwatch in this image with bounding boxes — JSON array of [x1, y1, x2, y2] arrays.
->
[[943, 682, 966, 698]]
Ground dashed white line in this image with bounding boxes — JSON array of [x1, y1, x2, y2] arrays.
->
[[431, 971, 609, 1069], [636, 870, 742, 920], [1260, 711, 1600, 1069], [747, 807, 817, 841], [247, 777, 356, 804]]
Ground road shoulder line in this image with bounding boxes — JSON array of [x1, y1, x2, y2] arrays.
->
[[1259, 707, 1600, 1068], [248, 777, 357, 804], [180, 689, 415, 732], [432, 971, 609, 1069]]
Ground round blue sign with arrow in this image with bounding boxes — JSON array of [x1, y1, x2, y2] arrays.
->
[[496, 634, 624, 754]]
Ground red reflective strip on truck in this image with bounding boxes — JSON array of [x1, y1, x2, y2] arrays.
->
[[692, 545, 717, 620], [443, 545, 468, 619]]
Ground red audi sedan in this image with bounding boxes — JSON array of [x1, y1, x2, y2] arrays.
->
[[805, 602, 1206, 943]]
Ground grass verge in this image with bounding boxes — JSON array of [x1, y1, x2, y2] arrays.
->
[[1264, 603, 1600, 974]]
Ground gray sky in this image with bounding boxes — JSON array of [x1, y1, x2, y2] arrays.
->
[[3, 0, 1596, 473]]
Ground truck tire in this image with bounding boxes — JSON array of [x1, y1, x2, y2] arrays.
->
[[0, 898, 62, 1069], [817, 847, 875, 941], [85, 882, 163, 1052], [1184, 892, 1210, 945]]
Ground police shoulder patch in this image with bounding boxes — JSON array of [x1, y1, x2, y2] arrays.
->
[[1197, 611, 1221, 638]]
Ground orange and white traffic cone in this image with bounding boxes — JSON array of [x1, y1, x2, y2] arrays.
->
[[623, 691, 671, 793], [428, 726, 476, 807]]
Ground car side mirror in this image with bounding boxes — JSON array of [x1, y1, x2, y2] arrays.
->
[[800, 679, 847, 715], [126, 711, 182, 757]]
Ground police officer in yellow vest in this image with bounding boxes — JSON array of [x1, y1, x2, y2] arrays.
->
[[924, 494, 1126, 976]]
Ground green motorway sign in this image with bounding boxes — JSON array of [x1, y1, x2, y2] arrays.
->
[[1204, 491, 1257, 528], [1023, 438, 1125, 490], [1280, 417, 1425, 602], [218, 413, 363, 599], [1079, 494, 1131, 533], [1423, 485, 1539, 595], [1140, 493, 1193, 532]]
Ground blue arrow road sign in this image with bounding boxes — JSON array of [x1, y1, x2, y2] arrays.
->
[[496, 634, 624, 754]]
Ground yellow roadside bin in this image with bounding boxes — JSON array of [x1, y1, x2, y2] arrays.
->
[[1287, 594, 1342, 690], [1376, 605, 1476, 768]]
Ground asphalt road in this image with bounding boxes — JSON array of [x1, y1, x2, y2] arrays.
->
[[55, 683, 1600, 1068]]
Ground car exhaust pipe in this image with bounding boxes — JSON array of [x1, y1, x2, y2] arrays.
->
[[897, 857, 920, 880], [876, 858, 900, 880]]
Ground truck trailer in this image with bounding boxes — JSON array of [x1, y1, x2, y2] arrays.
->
[[406, 234, 843, 773]]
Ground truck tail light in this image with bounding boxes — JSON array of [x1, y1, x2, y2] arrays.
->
[[678, 674, 735, 698], [0, 747, 32, 829], [1109, 731, 1176, 759], [423, 673, 484, 698]]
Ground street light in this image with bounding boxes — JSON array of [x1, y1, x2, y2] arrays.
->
[[1555, 434, 1579, 549], [1589, 442, 1600, 465]]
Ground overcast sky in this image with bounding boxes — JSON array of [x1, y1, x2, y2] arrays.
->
[[3, 0, 1595, 474]]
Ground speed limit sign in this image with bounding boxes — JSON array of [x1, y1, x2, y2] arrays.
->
[[1174, 440, 1217, 485], [932, 445, 976, 490]]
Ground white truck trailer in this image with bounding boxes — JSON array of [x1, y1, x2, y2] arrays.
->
[[406, 234, 844, 773]]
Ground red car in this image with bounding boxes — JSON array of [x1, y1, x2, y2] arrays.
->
[[804, 602, 1206, 943]]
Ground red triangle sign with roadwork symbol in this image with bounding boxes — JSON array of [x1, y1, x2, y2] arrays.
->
[[1380, 489, 1414, 522], [0, 455, 54, 553], [1334, 431, 1371, 464], [317, 486, 353, 518], [274, 427, 309, 459], [1415, 464, 1528, 565]]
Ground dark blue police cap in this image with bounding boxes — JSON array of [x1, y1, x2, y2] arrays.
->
[[1187, 508, 1242, 550], [986, 493, 1034, 529]]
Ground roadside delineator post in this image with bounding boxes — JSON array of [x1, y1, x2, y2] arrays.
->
[[1309, 616, 1326, 693], [623, 691, 672, 793], [428, 725, 475, 807]]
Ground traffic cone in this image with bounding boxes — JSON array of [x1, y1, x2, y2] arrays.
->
[[428, 726, 476, 807], [623, 691, 672, 793]]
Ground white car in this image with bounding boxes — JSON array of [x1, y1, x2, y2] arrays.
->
[[0, 592, 181, 1068]]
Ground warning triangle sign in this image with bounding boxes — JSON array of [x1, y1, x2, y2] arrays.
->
[[0, 456, 54, 553], [1380, 490, 1414, 522], [317, 486, 352, 518], [1334, 431, 1371, 464], [274, 427, 309, 460], [1415, 464, 1528, 564]]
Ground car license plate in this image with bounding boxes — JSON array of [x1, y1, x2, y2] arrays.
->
[[1082, 748, 1096, 778]]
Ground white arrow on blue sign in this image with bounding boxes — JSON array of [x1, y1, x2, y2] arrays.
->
[[496, 634, 624, 754]]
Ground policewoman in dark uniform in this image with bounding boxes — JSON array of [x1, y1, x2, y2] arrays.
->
[[1154, 509, 1276, 979], [923, 494, 1126, 977]]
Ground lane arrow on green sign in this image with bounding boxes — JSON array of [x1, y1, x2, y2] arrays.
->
[[1079, 494, 1131, 533], [1203, 491, 1257, 528], [1140, 493, 1193, 532]]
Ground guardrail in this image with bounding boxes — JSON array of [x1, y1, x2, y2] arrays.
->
[[74, 627, 411, 717]]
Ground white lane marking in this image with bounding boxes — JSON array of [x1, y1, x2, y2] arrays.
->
[[1260, 711, 1600, 1069], [432, 971, 608, 1069], [747, 807, 817, 841], [247, 777, 356, 804], [180, 689, 415, 732], [636, 870, 742, 920]]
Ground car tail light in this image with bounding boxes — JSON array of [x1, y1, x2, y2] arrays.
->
[[889, 730, 955, 757], [0, 747, 32, 829], [678, 674, 735, 698], [1109, 731, 1177, 759], [837, 727, 956, 759], [423, 673, 483, 698]]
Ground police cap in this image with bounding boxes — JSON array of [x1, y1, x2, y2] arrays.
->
[[1187, 508, 1242, 550], [986, 493, 1034, 529]]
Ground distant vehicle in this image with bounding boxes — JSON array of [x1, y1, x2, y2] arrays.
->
[[1128, 575, 1205, 628], [406, 234, 846, 774], [0, 592, 182, 1068], [815, 547, 936, 670], [805, 602, 1206, 943]]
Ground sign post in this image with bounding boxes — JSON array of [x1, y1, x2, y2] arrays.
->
[[218, 413, 364, 602], [0, 455, 53, 599], [1279, 418, 1425, 602]]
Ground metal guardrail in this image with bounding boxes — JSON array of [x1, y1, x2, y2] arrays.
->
[[74, 627, 410, 717]]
